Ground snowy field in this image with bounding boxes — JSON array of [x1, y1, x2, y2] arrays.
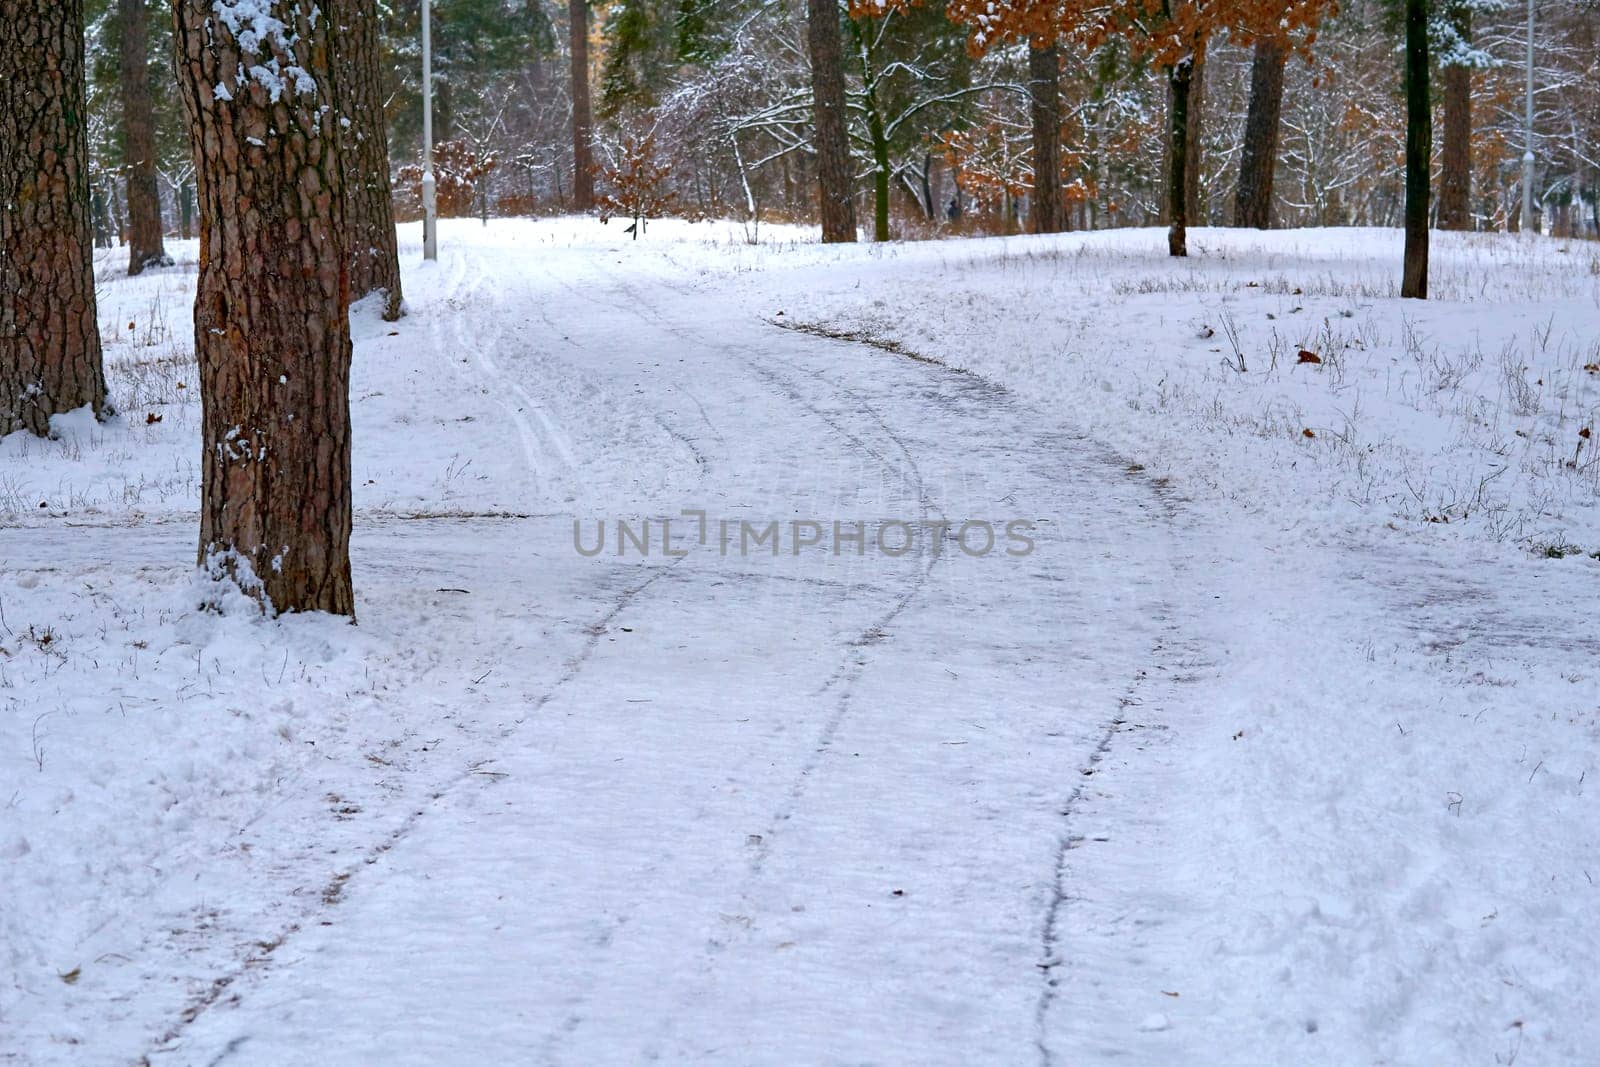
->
[[2, 218, 1597, 1064]]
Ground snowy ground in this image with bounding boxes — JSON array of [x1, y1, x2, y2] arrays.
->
[[1, 219, 1596, 1065]]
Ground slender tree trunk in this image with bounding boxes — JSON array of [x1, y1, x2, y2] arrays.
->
[[808, 0, 856, 242], [334, 0, 403, 319], [1402, 0, 1430, 298], [172, 0, 355, 615], [93, 180, 114, 248], [1165, 57, 1193, 257], [569, 0, 595, 210], [868, 110, 890, 241], [1438, 64, 1472, 229], [1233, 37, 1287, 228], [921, 150, 934, 221], [0, 0, 110, 437], [1184, 44, 1205, 225], [1028, 41, 1061, 235], [120, 0, 170, 274]]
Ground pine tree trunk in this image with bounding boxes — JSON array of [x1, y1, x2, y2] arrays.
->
[[0, 0, 109, 438], [808, 0, 857, 242], [1402, 0, 1430, 298], [1184, 44, 1205, 226], [569, 0, 595, 211], [120, 0, 169, 275], [334, 0, 403, 319], [1233, 37, 1286, 229], [1165, 58, 1192, 258], [1438, 65, 1472, 231], [172, 0, 355, 615], [1028, 42, 1061, 235]]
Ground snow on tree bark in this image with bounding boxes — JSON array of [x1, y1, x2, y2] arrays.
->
[[1028, 41, 1062, 235], [120, 0, 171, 276], [809, 0, 858, 243], [172, 0, 355, 615], [334, 0, 403, 320], [0, 0, 110, 438], [1233, 36, 1287, 229]]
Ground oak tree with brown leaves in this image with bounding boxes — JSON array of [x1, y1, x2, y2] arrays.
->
[[942, 0, 1335, 255]]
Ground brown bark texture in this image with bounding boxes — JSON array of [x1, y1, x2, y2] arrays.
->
[[1233, 37, 1287, 229], [334, 0, 403, 319], [120, 0, 170, 275], [0, 0, 110, 437], [1402, 0, 1430, 298], [1183, 45, 1205, 225], [808, 0, 857, 242], [1028, 42, 1062, 235], [172, 0, 355, 615], [569, 0, 595, 210], [1166, 57, 1193, 257], [1438, 62, 1472, 231]]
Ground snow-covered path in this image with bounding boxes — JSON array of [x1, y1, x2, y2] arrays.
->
[[160, 239, 1189, 1063], [5, 223, 1596, 1065]]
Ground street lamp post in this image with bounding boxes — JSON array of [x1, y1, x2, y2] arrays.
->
[[1521, 0, 1535, 236], [422, 0, 438, 260]]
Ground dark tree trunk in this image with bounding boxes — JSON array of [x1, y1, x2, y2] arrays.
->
[[1184, 44, 1205, 225], [1165, 57, 1193, 257], [1028, 41, 1061, 235], [120, 0, 170, 275], [808, 0, 856, 242], [569, 0, 595, 210], [172, 0, 355, 615], [334, 0, 403, 319], [1402, 0, 1430, 298], [0, 0, 109, 437], [1233, 37, 1287, 229], [1438, 19, 1472, 231]]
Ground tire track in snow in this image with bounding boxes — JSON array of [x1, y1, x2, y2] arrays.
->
[[140, 551, 685, 1062], [524, 264, 958, 1059], [776, 317, 1194, 1067], [425, 251, 586, 505]]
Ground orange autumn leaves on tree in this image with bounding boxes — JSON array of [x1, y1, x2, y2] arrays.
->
[[598, 132, 679, 238], [844, 0, 1334, 73], [929, 0, 1335, 61]]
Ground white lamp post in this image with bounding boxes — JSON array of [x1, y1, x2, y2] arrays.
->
[[422, 0, 438, 260]]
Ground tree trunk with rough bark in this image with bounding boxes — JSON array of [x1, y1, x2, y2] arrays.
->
[[569, 0, 595, 210], [1165, 57, 1193, 257], [1233, 37, 1286, 229], [0, 0, 110, 437], [172, 0, 355, 615], [1438, 37, 1472, 230], [1028, 41, 1061, 235], [334, 0, 403, 319], [120, 0, 170, 275], [1402, 0, 1430, 298], [809, 0, 856, 242], [1184, 44, 1205, 225]]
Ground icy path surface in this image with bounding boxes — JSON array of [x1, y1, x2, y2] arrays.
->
[[4, 224, 1595, 1065], [168, 243, 1187, 1064]]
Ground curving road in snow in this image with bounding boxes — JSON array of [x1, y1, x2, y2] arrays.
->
[[11, 223, 1594, 1066], [153, 236, 1201, 1064]]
